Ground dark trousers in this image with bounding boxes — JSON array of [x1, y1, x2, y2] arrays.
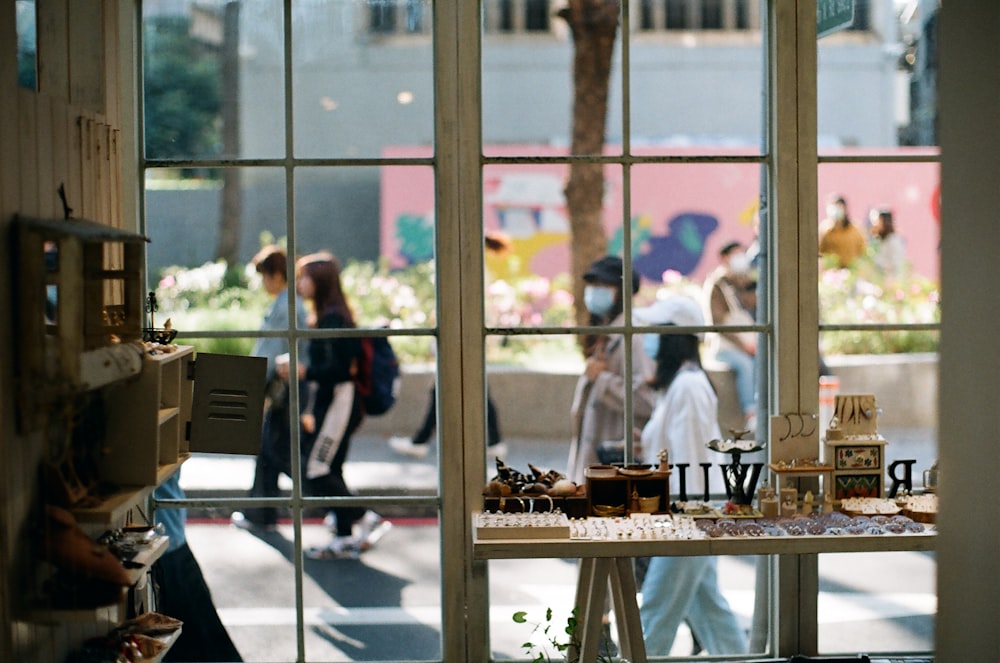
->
[[243, 401, 294, 526], [413, 386, 502, 447], [152, 543, 243, 662], [300, 401, 368, 537]]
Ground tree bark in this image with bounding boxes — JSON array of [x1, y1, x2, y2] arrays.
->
[[558, 0, 620, 326]]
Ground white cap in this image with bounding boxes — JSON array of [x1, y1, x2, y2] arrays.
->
[[635, 295, 705, 330]]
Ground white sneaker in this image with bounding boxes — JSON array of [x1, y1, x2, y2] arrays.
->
[[354, 510, 392, 551], [486, 441, 508, 458], [389, 436, 430, 459], [305, 536, 360, 560]]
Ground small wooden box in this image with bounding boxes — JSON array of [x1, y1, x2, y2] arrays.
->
[[585, 468, 670, 516]]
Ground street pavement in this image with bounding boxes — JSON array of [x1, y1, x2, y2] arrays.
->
[[176, 430, 937, 662]]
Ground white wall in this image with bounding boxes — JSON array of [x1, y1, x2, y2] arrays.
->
[[936, 2, 1000, 660]]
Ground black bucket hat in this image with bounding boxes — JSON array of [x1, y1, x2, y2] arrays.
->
[[583, 255, 641, 294]]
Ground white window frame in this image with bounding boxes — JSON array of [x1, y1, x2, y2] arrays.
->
[[135, 1, 938, 660]]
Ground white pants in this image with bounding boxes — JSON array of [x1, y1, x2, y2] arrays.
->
[[639, 556, 747, 656]]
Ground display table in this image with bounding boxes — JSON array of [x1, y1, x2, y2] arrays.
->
[[473, 514, 936, 663]]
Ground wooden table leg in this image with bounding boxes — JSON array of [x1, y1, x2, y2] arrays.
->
[[609, 556, 647, 663], [574, 557, 611, 663]]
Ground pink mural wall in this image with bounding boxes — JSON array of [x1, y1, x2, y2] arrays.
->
[[381, 146, 940, 285]]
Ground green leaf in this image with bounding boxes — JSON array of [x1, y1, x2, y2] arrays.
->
[[512, 611, 528, 623]]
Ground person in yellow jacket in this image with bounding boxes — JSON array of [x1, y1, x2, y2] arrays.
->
[[819, 194, 867, 268]]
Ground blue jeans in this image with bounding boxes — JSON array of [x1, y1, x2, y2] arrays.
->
[[716, 348, 756, 416], [639, 556, 746, 656]]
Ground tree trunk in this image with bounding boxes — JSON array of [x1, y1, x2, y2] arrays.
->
[[558, 0, 620, 326]]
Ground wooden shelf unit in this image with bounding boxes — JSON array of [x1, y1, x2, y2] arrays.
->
[[100, 347, 195, 487], [586, 472, 670, 516]]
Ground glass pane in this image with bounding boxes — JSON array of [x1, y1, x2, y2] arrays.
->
[[296, 165, 437, 330], [16, 0, 36, 90], [818, 0, 939, 151], [191, 517, 299, 658], [817, 162, 941, 328], [815, 330, 938, 656], [292, 0, 434, 159], [146, 167, 287, 330], [628, 2, 766, 155], [631, 163, 761, 287], [481, 0, 622, 156], [482, 162, 625, 330], [143, 1, 286, 160], [817, 333, 938, 474], [817, 551, 936, 654], [381, 159, 435, 270], [302, 512, 443, 661]]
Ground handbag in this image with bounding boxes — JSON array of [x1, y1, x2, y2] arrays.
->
[[305, 380, 355, 479]]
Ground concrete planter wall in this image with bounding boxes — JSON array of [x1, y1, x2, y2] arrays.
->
[[358, 353, 939, 441]]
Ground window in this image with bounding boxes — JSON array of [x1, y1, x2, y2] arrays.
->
[[369, 0, 428, 34], [483, 0, 552, 34], [140, 0, 938, 660], [639, 0, 761, 31]]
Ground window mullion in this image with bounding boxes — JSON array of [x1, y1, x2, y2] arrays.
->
[[769, 0, 821, 657], [435, 2, 487, 663]]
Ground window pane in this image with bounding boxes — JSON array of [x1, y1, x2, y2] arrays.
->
[[146, 167, 287, 334], [631, 162, 761, 286], [628, 4, 765, 155], [299, 512, 443, 661], [16, 0, 36, 90], [817, 551, 936, 654], [815, 331, 938, 657], [817, 162, 941, 328], [184, 519, 301, 660], [482, 162, 625, 329], [292, 0, 434, 159], [294, 166, 385, 263], [482, 0, 622, 157], [143, 1, 286, 160], [818, 0, 939, 151]]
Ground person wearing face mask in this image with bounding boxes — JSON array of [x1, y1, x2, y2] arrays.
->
[[634, 295, 747, 657], [819, 194, 867, 268], [567, 255, 657, 484], [703, 240, 758, 432]]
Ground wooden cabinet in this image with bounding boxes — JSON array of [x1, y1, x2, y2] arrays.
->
[[586, 472, 671, 516], [12, 216, 148, 432], [88, 346, 265, 521], [101, 346, 195, 488]]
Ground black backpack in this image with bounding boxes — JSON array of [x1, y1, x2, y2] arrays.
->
[[354, 336, 401, 416]]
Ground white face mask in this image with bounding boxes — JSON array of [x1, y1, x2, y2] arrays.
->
[[728, 251, 750, 275], [583, 285, 616, 317], [827, 204, 845, 221]]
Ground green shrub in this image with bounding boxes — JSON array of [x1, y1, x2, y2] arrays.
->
[[152, 257, 941, 365]]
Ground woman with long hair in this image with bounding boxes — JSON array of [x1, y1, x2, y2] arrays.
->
[[636, 295, 746, 656], [289, 252, 390, 559]]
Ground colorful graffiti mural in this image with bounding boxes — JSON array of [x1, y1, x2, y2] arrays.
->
[[381, 146, 940, 285]]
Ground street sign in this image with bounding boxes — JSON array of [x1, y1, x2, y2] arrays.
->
[[817, 0, 855, 39]]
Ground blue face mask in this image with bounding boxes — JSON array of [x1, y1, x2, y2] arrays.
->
[[643, 333, 660, 360], [584, 285, 616, 317]]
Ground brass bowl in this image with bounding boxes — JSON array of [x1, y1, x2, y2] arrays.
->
[[592, 504, 625, 517], [143, 327, 177, 344]]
